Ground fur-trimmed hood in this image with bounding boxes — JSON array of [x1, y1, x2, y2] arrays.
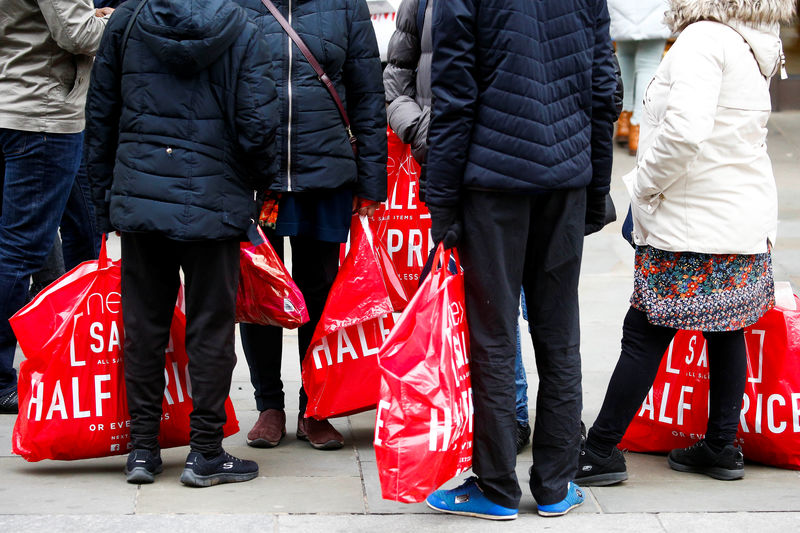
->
[[665, 0, 796, 32]]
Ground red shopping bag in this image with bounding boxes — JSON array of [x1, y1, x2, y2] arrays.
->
[[10, 240, 239, 462], [620, 291, 800, 470], [236, 224, 309, 328], [302, 216, 406, 420], [370, 129, 432, 298], [374, 244, 473, 503]]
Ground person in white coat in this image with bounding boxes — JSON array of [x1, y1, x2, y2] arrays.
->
[[608, 0, 671, 154], [576, 0, 794, 485]]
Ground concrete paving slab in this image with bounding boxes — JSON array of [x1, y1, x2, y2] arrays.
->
[[591, 452, 800, 513], [658, 511, 800, 532], [276, 513, 668, 533], [0, 456, 137, 514], [136, 475, 366, 514]]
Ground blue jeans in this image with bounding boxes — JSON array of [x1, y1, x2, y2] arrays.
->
[[615, 39, 666, 125], [0, 129, 83, 394], [61, 158, 102, 270], [515, 289, 529, 425]]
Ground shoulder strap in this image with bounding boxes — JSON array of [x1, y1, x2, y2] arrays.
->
[[120, 0, 149, 65], [260, 0, 358, 155], [416, 0, 428, 40]]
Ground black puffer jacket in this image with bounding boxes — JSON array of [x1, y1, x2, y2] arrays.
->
[[426, 0, 618, 207], [85, 0, 279, 241], [234, 0, 387, 203], [383, 0, 433, 165]]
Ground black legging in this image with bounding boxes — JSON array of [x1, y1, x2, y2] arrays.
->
[[587, 306, 747, 455]]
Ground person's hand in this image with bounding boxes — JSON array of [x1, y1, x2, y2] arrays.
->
[[95, 7, 114, 17], [584, 191, 608, 236], [352, 196, 380, 218], [427, 204, 461, 250]]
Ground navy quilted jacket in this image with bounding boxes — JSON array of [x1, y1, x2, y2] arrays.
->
[[425, 0, 618, 207], [85, 0, 279, 241], [234, 0, 387, 202]]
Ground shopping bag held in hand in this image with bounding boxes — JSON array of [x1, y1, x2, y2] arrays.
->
[[620, 285, 800, 470], [10, 239, 239, 462], [302, 216, 406, 420], [374, 243, 473, 503], [236, 224, 309, 328]]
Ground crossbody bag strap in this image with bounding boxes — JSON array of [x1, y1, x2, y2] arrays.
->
[[260, 0, 358, 156], [120, 0, 150, 65]]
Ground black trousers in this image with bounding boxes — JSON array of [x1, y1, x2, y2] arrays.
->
[[587, 306, 747, 454], [239, 228, 339, 415], [459, 188, 585, 508], [121, 232, 239, 456]]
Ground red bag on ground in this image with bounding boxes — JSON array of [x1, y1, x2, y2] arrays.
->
[[302, 216, 406, 420], [620, 287, 800, 470], [374, 244, 473, 503], [10, 240, 239, 462], [371, 129, 432, 298], [236, 224, 309, 328]]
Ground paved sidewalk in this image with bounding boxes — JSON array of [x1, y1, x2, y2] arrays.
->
[[1, 112, 799, 531]]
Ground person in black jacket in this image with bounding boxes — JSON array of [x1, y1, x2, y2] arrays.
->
[[423, 0, 617, 520], [85, 0, 279, 487], [233, 0, 386, 451]]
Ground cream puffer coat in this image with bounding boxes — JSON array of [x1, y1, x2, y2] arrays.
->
[[0, 0, 108, 134], [624, 0, 794, 255]]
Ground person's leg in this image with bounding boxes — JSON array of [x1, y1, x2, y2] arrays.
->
[[630, 39, 666, 125], [240, 228, 286, 413], [178, 237, 258, 487], [514, 321, 529, 426], [0, 129, 81, 399], [60, 153, 101, 270], [121, 232, 181, 453], [615, 41, 636, 113], [522, 187, 584, 506], [586, 307, 677, 454], [29, 235, 65, 298], [459, 190, 529, 510], [289, 235, 340, 416], [181, 238, 240, 457], [703, 329, 747, 450]]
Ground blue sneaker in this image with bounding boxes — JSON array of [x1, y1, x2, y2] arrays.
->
[[537, 482, 585, 517], [425, 476, 518, 520]]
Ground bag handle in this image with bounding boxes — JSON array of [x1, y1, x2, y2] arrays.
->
[[120, 0, 149, 65], [98, 236, 110, 269], [427, 242, 460, 294], [260, 0, 358, 155]]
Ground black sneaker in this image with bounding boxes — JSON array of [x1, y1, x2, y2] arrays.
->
[[668, 440, 744, 481], [576, 445, 628, 486], [515, 421, 531, 454], [0, 389, 18, 414], [124, 449, 163, 484], [180, 450, 259, 487]]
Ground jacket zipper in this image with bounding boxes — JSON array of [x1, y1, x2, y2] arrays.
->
[[286, 0, 293, 191]]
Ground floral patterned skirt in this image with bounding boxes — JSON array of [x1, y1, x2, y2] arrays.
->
[[630, 246, 774, 331]]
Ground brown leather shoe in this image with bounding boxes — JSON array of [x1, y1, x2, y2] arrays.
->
[[615, 110, 631, 145], [628, 123, 640, 156], [247, 409, 286, 448], [296, 414, 344, 450]]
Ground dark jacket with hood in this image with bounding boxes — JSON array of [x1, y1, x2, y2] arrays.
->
[[383, 0, 433, 165], [425, 0, 618, 208], [233, 0, 387, 203], [85, 0, 279, 241]]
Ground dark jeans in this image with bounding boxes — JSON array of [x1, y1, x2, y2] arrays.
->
[[587, 306, 747, 454], [0, 129, 82, 395], [459, 188, 585, 509], [61, 158, 102, 270], [239, 229, 339, 415], [121, 232, 240, 456]]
